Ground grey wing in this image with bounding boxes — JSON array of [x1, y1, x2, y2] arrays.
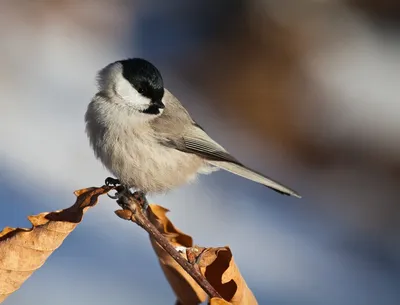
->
[[170, 126, 300, 198], [152, 94, 300, 198]]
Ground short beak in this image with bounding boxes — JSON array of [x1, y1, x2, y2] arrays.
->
[[152, 99, 165, 109]]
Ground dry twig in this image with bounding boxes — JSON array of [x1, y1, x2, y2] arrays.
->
[[114, 190, 222, 300]]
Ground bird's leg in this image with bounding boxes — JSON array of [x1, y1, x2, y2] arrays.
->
[[105, 177, 148, 213], [115, 189, 133, 210], [107, 184, 128, 200], [132, 191, 149, 213], [105, 177, 123, 199], [105, 177, 121, 186], [114, 189, 147, 212]]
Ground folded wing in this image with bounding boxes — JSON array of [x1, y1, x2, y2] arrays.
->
[[161, 124, 301, 198]]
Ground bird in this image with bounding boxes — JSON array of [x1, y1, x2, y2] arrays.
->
[[84, 58, 300, 204]]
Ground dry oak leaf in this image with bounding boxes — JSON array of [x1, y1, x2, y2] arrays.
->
[[0, 186, 113, 303], [210, 297, 233, 305], [147, 204, 208, 305], [199, 247, 258, 305]]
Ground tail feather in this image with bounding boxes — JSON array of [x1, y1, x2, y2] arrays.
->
[[208, 161, 301, 198]]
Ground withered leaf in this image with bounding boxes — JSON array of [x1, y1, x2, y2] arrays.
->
[[146, 205, 258, 305], [210, 297, 233, 305], [200, 247, 258, 305], [0, 186, 112, 303], [147, 205, 208, 305]]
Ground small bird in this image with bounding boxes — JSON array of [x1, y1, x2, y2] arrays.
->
[[85, 58, 300, 201]]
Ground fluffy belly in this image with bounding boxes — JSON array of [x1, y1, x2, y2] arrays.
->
[[100, 137, 205, 193]]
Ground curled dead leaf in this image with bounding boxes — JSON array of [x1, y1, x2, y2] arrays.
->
[[147, 204, 208, 305], [200, 247, 257, 305], [0, 186, 112, 303], [210, 297, 233, 305], [147, 205, 257, 305], [114, 209, 133, 220]]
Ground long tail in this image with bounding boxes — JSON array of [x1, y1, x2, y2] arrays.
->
[[207, 161, 301, 198]]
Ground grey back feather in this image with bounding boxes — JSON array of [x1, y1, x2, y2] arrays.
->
[[152, 90, 238, 163], [152, 90, 301, 198]]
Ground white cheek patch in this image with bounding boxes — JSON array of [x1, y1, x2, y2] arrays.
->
[[161, 96, 167, 107], [114, 73, 151, 110]]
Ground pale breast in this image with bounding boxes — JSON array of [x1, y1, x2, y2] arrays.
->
[[100, 125, 205, 193], [85, 92, 206, 193]]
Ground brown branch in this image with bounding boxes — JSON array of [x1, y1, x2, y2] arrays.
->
[[114, 191, 222, 300]]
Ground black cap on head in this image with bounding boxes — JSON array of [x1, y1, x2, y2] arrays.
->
[[119, 58, 164, 102]]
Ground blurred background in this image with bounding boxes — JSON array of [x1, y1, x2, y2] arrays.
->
[[1, 0, 400, 304]]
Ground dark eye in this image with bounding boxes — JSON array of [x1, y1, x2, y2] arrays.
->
[[136, 84, 145, 94]]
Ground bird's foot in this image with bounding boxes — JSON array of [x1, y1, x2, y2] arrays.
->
[[132, 191, 149, 213], [106, 182, 148, 214], [105, 177, 121, 187], [114, 190, 148, 214], [116, 192, 134, 211], [107, 184, 128, 200], [107, 191, 121, 200], [105, 177, 123, 199]]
